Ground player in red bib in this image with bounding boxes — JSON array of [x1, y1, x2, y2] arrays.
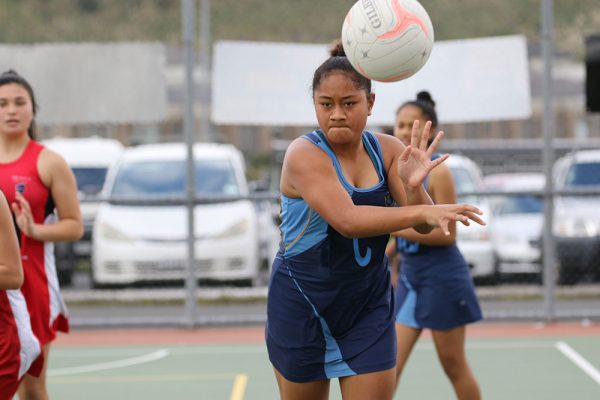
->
[[0, 70, 83, 399], [0, 190, 43, 400]]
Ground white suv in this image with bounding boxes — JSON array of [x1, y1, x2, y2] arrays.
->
[[91, 142, 260, 286], [553, 149, 600, 284], [446, 154, 495, 280]]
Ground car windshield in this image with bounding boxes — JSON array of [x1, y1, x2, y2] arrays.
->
[[450, 167, 478, 194], [498, 195, 543, 215], [565, 162, 600, 186], [72, 167, 108, 196], [449, 166, 481, 204], [111, 159, 240, 198]]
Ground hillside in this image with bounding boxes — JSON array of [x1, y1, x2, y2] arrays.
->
[[0, 0, 598, 59]]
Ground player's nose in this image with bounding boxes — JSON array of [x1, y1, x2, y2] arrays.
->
[[330, 105, 346, 120]]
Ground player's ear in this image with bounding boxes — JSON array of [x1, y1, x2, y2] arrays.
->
[[367, 93, 375, 115]]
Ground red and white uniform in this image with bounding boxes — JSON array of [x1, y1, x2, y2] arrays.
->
[[0, 289, 43, 400], [0, 140, 69, 346]]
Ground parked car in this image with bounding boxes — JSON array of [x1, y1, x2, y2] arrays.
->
[[42, 137, 124, 285], [553, 149, 600, 284], [249, 181, 280, 283], [91, 142, 260, 286], [484, 173, 545, 280], [446, 154, 495, 281]]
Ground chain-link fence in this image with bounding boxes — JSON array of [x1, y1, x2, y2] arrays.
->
[[1, 0, 600, 327]]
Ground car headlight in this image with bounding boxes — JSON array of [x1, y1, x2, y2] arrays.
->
[[215, 218, 249, 239], [555, 217, 599, 237], [99, 223, 133, 242]]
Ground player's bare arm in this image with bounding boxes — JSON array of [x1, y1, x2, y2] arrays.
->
[[284, 138, 483, 238], [0, 191, 22, 289], [31, 148, 83, 242]]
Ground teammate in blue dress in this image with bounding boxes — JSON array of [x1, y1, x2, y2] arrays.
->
[[265, 42, 485, 400], [388, 91, 482, 399]]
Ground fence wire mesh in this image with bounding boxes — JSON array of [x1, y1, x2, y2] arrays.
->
[[1, 0, 600, 327]]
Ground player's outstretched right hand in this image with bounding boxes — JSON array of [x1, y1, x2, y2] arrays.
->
[[423, 204, 485, 236]]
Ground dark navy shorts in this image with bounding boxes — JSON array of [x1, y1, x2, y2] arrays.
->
[[266, 257, 397, 382]]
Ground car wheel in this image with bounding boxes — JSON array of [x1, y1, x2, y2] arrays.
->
[[491, 255, 502, 285], [57, 267, 74, 287], [55, 251, 75, 287]]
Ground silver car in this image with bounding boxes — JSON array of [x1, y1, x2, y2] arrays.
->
[[485, 173, 545, 280]]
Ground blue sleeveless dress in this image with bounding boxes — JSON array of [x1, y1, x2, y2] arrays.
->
[[266, 130, 396, 383], [395, 157, 482, 331]]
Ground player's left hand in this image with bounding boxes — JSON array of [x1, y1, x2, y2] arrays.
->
[[11, 192, 37, 239], [396, 120, 448, 188]]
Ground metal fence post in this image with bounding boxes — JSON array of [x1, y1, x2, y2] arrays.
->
[[199, 0, 212, 142], [541, 0, 557, 322], [182, 0, 198, 328]]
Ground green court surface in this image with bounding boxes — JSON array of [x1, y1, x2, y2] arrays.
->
[[47, 337, 600, 399]]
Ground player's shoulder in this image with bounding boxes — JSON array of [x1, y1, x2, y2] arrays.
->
[[429, 159, 454, 190], [369, 132, 404, 168], [431, 156, 452, 175], [283, 135, 331, 174], [286, 135, 324, 159], [38, 145, 70, 170]]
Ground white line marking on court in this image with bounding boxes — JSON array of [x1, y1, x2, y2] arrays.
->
[[48, 349, 169, 377], [555, 341, 600, 385], [52, 341, 552, 359], [53, 345, 266, 358], [230, 373, 248, 400], [50, 373, 235, 384]]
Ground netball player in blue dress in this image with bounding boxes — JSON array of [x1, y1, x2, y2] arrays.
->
[[265, 42, 485, 400], [388, 91, 482, 399]]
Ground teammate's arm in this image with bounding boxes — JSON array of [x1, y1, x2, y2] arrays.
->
[[0, 191, 23, 290], [14, 149, 84, 242]]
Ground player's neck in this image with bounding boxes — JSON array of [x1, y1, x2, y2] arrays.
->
[[0, 133, 30, 161]]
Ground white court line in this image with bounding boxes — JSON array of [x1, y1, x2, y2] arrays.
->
[[555, 341, 600, 385], [230, 374, 248, 400], [51, 372, 235, 384], [48, 349, 169, 377], [52, 341, 553, 359], [53, 345, 265, 358]]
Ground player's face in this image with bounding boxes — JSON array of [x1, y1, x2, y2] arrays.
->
[[313, 72, 374, 145], [0, 84, 34, 137], [394, 105, 425, 146]]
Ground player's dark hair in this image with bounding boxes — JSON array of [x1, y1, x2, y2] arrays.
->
[[311, 39, 372, 95], [0, 70, 38, 139], [397, 91, 438, 129]]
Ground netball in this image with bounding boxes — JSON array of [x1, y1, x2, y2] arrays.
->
[[341, 0, 435, 82]]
